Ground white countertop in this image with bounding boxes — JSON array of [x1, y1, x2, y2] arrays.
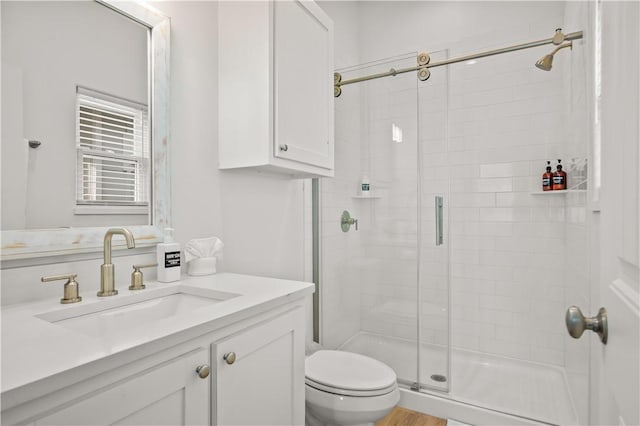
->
[[1, 273, 313, 406]]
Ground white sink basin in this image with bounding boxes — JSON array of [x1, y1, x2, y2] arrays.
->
[[36, 286, 239, 337]]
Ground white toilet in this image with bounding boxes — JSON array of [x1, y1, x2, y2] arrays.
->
[[305, 350, 400, 426]]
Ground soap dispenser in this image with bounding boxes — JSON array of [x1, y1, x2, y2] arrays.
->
[[157, 228, 181, 282], [552, 159, 567, 190], [360, 175, 370, 195], [542, 161, 553, 191]]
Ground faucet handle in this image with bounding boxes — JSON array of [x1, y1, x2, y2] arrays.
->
[[41, 274, 82, 304], [130, 263, 158, 291]]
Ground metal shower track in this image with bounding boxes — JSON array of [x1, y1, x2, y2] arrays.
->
[[333, 29, 584, 97]]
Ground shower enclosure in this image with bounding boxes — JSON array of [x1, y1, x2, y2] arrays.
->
[[318, 21, 591, 426]]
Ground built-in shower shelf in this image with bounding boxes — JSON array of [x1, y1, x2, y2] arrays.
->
[[530, 189, 587, 195], [352, 195, 382, 199]]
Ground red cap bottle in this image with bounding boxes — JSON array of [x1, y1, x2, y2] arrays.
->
[[552, 159, 567, 190], [542, 161, 553, 191]]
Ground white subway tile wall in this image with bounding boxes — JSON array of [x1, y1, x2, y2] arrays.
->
[[423, 30, 575, 366]]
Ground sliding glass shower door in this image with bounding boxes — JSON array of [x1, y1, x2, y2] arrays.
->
[[417, 50, 450, 393], [321, 53, 450, 393]]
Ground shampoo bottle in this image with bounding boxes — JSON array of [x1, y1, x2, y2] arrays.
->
[[542, 161, 553, 191], [157, 228, 181, 282], [552, 159, 567, 190]]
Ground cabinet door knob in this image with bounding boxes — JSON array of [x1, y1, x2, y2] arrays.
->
[[279, 144, 288, 152], [223, 352, 236, 365], [195, 364, 210, 379]]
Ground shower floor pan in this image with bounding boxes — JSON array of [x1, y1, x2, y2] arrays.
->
[[340, 332, 577, 425]]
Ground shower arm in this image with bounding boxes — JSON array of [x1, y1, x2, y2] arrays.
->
[[550, 42, 573, 56], [334, 30, 583, 95]]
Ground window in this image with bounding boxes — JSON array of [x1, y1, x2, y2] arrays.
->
[[75, 86, 149, 213]]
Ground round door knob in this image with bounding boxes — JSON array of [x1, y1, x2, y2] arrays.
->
[[195, 364, 210, 379], [223, 352, 236, 365], [565, 306, 608, 344]]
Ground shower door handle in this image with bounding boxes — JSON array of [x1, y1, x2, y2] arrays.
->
[[435, 196, 443, 246]]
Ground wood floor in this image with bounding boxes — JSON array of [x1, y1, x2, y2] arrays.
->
[[376, 407, 448, 426]]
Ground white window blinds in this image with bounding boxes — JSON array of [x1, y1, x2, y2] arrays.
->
[[75, 87, 150, 207]]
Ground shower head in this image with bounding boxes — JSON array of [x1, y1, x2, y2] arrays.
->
[[535, 54, 554, 71], [535, 42, 573, 71]]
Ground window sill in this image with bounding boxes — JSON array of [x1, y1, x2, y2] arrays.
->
[[74, 205, 148, 215]]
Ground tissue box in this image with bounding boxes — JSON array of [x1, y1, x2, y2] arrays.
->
[[187, 257, 217, 276]]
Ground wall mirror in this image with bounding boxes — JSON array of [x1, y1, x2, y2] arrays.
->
[[1, 0, 170, 263]]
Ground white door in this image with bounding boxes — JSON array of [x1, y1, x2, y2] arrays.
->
[[591, 2, 640, 425]]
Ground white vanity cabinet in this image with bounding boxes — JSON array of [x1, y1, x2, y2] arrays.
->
[[213, 307, 305, 425], [218, 0, 334, 177], [1, 286, 308, 426]]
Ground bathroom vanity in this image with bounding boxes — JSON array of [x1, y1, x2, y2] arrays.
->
[[1, 273, 313, 425]]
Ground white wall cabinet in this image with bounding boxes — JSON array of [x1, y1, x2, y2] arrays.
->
[[218, 0, 334, 177], [3, 303, 306, 426]]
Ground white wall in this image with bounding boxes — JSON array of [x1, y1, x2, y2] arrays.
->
[[164, 1, 309, 282], [1, 1, 148, 230], [1, 1, 309, 305]]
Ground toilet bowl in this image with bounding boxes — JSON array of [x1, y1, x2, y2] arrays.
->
[[305, 350, 400, 426]]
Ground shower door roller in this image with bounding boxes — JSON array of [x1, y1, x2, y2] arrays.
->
[[565, 306, 608, 344]]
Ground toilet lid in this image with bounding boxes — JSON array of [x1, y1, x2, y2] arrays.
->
[[305, 350, 397, 394]]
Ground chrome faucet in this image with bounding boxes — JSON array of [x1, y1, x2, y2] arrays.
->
[[98, 228, 136, 297]]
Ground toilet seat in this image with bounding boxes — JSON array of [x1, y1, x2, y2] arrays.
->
[[305, 377, 397, 397], [305, 350, 398, 397]]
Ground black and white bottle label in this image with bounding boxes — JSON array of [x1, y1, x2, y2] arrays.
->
[[164, 251, 181, 268]]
